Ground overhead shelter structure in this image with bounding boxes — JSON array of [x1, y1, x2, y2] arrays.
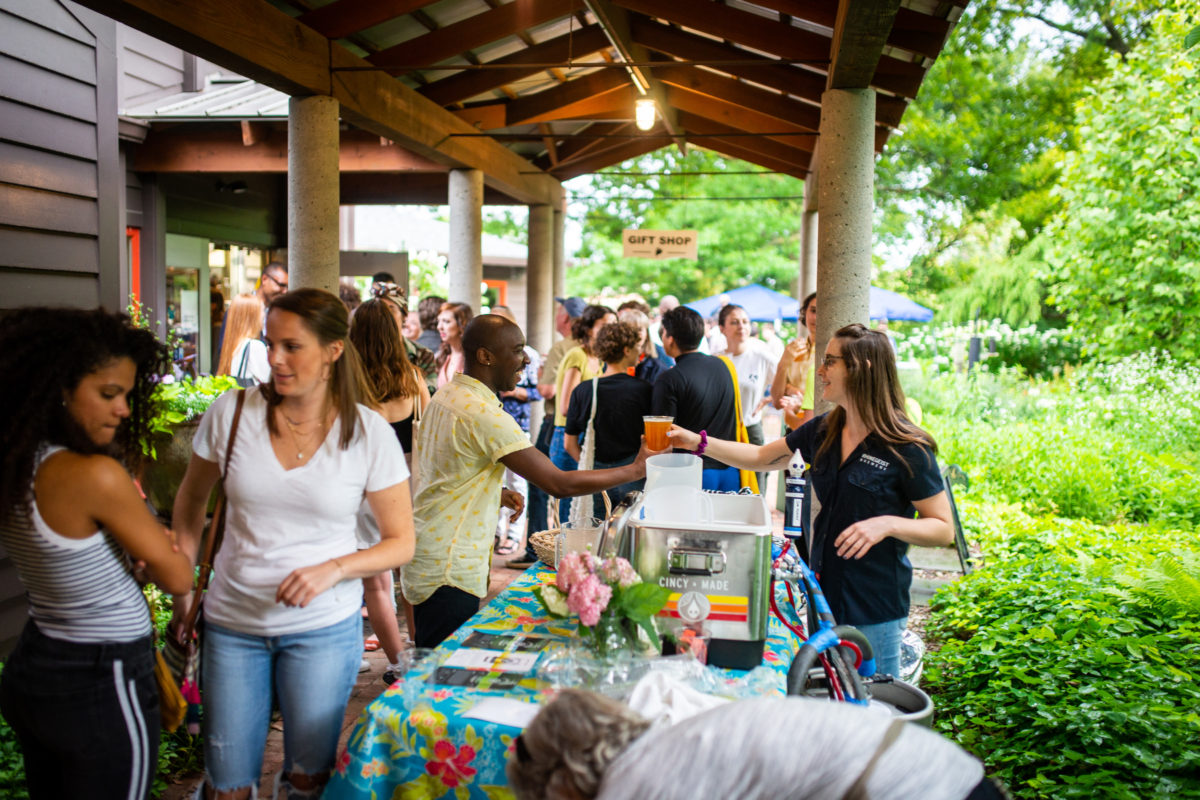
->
[[1, 0, 967, 654], [54, 0, 963, 355]]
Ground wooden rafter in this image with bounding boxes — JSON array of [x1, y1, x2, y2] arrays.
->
[[368, 0, 585, 71], [691, 138, 808, 179], [550, 133, 671, 180], [582, 0, 685, 153], [630, 18, 908, 130], [418, 25, 610, 107], [675, 111, 811, 172], [296, 0, 440, 41], [74, 0, 561, 204], [655, 66, 821, 133], [536, 121, 630, 168], [504, 69, 630, 126], [663, 85, 815, 152]]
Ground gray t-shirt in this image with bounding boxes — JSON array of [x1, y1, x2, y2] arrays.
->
[[597, 697, 984, 800]]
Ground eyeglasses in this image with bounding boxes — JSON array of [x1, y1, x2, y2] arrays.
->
[[264, 273, 288, 290], [822, 355, 845, 368]]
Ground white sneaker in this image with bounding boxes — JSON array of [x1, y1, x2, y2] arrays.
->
[[359, 658, 370, 673]]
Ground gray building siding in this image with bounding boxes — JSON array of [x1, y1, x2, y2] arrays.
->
[[0, 0, 122, 655]]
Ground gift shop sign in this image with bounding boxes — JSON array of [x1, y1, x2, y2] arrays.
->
[[623, 229, 699, 260]]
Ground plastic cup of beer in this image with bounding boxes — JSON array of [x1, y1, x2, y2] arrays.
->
[[643, 416, 674, 450]]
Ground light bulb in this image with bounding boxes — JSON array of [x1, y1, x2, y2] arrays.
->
[[635, 97, 656, 131]]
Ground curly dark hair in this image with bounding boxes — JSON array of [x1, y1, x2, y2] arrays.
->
[[570, 304, 616, 353], [593, 321, 640, 364], [0, 307, 172, 525]]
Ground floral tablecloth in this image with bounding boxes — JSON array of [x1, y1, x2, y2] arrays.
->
[[324, 564, 803, 800]]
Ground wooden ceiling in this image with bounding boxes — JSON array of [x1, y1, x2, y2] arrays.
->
[[85, 0, 966, 199], [267, 0, 965, 180]]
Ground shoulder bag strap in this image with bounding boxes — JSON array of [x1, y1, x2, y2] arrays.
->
[[179, 388, 247, 639], [841, 719, 906, 800], [235, 340, 251, 380]]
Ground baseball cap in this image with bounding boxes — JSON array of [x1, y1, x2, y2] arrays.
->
[[555, 296, 587, 318]]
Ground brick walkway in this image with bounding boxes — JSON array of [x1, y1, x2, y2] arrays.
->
[[160, 558, 526, 799]]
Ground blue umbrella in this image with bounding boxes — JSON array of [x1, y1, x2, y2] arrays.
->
[[686, 283, 933, 322]]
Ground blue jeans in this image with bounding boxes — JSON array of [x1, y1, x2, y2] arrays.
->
[[854, 617, 907, 678], [702, 465, 741, 492], [548, 426, 577, 523], [201, 612, 362, 795], [523, 419, 554, 558]]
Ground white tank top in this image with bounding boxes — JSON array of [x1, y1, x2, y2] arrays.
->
[[0, 446, 151, 643]]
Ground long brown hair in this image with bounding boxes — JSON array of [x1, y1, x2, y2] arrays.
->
[[263, 288, 375, 449], [815, 323, 936, 473], [350, 298, 419, 403], [435, 301, 474, 369], [216, 293, 265, 376]]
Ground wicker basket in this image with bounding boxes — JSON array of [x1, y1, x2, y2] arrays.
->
[[526, 494, 614, 569]]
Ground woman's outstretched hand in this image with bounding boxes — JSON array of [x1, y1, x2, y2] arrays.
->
[[665, 425, 699, 451]]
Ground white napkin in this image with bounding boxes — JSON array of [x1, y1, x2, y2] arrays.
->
[[625, 671, 729, 727]]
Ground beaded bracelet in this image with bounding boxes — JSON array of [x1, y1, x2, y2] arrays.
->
[[694, 430, 708, 456]]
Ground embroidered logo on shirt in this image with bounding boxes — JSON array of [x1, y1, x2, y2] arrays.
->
[[860, 454, 889, 471]]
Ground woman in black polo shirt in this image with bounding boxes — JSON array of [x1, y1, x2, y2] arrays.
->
[[666, 323, 952, 675]]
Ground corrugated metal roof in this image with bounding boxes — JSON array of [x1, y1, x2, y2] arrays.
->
[[123, 75, 290, 120]]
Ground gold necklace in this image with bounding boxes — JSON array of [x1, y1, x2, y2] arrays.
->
[[281, 409, 328, 461]]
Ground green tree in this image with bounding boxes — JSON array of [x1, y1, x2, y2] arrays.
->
[[1045, 10, 1200, 358], [568, 148, 805, 302]]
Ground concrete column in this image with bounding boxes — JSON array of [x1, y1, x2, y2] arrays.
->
[[448, 168, 484, 308], [552, 204, 566, 303], [287, 95, 340, 292], [526, 203, 554, 439], [815, 88, 874, 374], [799, 168, 819, 299]]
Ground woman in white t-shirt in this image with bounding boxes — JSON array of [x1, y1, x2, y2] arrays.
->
[[216, 293, 270, 386], [172, 289, 415, 800], [716, 304, 777, 492]]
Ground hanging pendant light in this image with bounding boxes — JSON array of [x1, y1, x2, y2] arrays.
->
[[635, 97, 657, 131]]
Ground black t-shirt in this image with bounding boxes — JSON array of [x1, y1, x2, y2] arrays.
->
[[785, 414, 944, 626], [651, 352, 738, 470], [565, 374, 654, 464]]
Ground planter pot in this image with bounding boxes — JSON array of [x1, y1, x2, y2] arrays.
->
[[141, 421, 202, 517]]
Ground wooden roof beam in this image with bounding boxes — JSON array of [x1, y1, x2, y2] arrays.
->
[[828, 0, 904, 90], [297, 0, 440, 41], [746, 1, 950, 59], [629, 18, 907, 129], [534, 121, 630, 169], [664, 85, 815, 152], [75, 0, 561, 205], [418, 25, 610, 107], [369, 0, 585, 71], [504, 70, 630, 126], [655, 65, 821, 133], [614, 0, 924, 98], [582, 0, 685, 155], [134, 127, 445, 172], [549, 133, 671, 180], [675, 110, 812, 172], [690, 138, 808, 179]]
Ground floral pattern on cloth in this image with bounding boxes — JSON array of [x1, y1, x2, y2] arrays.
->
[[324, 565, 804, 800]]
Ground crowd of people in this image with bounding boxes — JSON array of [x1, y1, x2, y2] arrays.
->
[[0, 270, 954, 798]]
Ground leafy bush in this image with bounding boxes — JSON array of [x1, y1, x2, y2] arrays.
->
[[925, 505, 1200, 799], [142, 374, 238, 458], [896, 321, 1086, 379]]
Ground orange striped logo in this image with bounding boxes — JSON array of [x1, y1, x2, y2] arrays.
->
[[659, 592, 749, 623]]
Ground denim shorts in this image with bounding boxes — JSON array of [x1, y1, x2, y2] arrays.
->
[[200, 611, 362, 795], [0, 621, 158, 799]]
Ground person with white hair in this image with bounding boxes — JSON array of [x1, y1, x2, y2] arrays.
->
[[508, 690, 1006, 800]]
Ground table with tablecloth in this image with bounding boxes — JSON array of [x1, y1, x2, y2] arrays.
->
[[324, 564, 804, 800]]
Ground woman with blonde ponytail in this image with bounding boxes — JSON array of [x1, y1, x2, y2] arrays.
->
[[172, 288, 416, 800]]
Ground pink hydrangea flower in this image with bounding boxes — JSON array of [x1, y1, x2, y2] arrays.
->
[[598, 557, 640, 588], [566, 573, 612, 627], [556, 551, 591, 592]]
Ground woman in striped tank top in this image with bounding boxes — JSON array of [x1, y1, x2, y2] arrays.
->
[[0, 307, 194, 799]]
